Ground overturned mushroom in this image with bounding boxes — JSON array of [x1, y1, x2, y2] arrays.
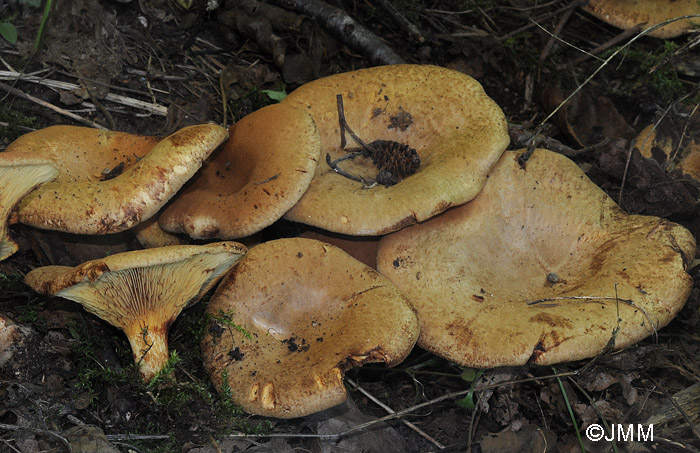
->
[[0, 156, 57, 260], [159, 103, 320, 239], [281, 64, 509, 235], [378, 149, 695, 367], [202, 238, 419, 418], [25, 242, 247, 382], [5, 124, 227, 235]]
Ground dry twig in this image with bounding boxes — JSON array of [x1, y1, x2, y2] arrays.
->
[[271, 0, 405, 65], [0, 423, 72, 452], [0, 71, 168, 116], [374, 0, 425, 43], [522, 14, 700, 163], [0, 80, 107, 129], [346, 377, 445, 450]]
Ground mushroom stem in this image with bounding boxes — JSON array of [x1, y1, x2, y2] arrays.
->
[[126, 322, 170, 382]]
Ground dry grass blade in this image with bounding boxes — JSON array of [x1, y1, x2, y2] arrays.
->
[[644, 374, 700, 442], [0, 71, 168, 116], [346, 377, 446, 450], [0, 81, 107, 129], [522, 13, 700, 162], [225, 370, 581, 441]]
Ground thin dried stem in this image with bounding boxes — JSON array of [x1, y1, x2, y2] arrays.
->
[[0, 80, 107, 129], [522, 14, 700, 163], [346, 378, 446, 450]]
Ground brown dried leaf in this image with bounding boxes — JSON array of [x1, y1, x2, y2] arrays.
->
[[597, 139, 698, 216], [480, 426, 557, 453], [541, 87, 635, 147]]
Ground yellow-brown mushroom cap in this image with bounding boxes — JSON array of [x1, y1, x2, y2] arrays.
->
[[132, 215, 187, 249], [0, 155, 57, 261], [159, 104, 320, 239], [201, 238, 419, 418], [634, 124, 700, 184], [8, 124, 227, 235], [582, 0, 700, 39], [676, 137, 700, 182], [25, 241, 247, 382], [377, 149, 695, 367], [635, 123, 675, 163], [281, 64, 510, 235]]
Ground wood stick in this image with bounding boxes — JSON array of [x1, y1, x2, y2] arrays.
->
[[271, 0, 404, 65], [0, 80, 108, 129], [0, 71, 168, 116]]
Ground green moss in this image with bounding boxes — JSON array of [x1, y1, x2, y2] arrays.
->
[[0, 272, 25, 292], [210, 309, 252, 339], [603, 41, 686, 103], [147, 350, 181, 389], [0, 105, 36, 142], [70, 322, 130, 400]]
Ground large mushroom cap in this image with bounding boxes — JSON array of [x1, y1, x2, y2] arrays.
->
[[202, 238, 419, 418], [281, 64, 510, 235], [25, 241, 247, 382], [0, 155, 57, 260], [159, 103, 320, 239], [4, 126, 161, 178], [582, 0, 700, 39], [377, 149, 695, 367], [7, 124, 227, 235]]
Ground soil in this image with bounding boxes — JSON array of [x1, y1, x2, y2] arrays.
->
[[1, 1, 700, 452]]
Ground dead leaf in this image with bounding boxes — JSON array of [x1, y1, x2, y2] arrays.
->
[[541, 87, 636, 148], [306, 398, 408, 453], [597, 138, 698, 216], [480, 426, 557, 453], [585, 371, 639, 406], [63, 425, 120, 453]]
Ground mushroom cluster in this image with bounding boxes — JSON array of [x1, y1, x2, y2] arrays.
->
[[5, 64, 696, 419]]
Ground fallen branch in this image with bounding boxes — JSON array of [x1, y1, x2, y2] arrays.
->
[[270, 0, 405, 65]]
